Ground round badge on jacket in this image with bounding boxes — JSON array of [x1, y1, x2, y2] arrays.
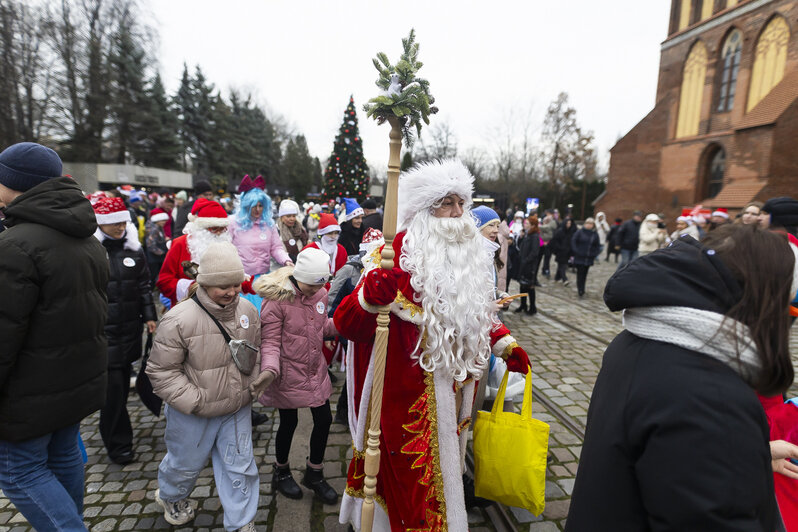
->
[[316, 301, 325, 314], [289, 238, 296, 246], [259, 233, 268, 241], [240, 314, 249, 329], [122, 257, 136, 267]]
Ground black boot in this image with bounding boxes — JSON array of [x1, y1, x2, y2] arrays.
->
[[525, 289, 537, 315], [462, 473, 491, 509], [272, 464, 303, 500], [251, 410, 269, 427], [302, 465, 338, 504]]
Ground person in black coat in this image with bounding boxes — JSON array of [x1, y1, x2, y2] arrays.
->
[[0, 143, 109, 530], [92, 197, 158, 464], [360, 198, 383, 232], [514, 214, 540, 314], [567, 226, 797, 531], [570, 218, 601, 297], [615, 210, 642, 269], [550, 217, 576, 284], [605, 217, 622, 263]]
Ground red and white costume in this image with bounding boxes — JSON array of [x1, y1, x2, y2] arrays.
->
[[156, 198, 231, 306], [334, 160, 528, 531]]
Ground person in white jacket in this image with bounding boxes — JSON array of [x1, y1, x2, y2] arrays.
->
[[638, 213, 666, 255], [595, 212, 611, 250], [669, 215, 700, 242]]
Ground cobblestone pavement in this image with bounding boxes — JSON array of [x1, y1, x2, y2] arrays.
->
[[2, 259, 797, 531]]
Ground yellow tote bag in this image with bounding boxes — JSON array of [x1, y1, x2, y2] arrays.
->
[[473, 370, 550, 515]]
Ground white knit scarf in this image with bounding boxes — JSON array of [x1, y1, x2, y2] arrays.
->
[[623, 306, 761, 384]]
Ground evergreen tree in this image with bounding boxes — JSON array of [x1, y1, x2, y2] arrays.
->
[[133, 73, 182, 169], [282, 134, 317, 200], [174, 63, 195, 171], [108, 22, 148, 164], [323, 96, 369, 200]]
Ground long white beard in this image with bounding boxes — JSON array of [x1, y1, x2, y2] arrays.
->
[[186, 224, 232, 263], [400, 212, 497, 381]]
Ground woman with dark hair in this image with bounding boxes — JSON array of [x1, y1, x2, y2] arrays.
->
[[567, 224, 798, 531], [550, 217, 576, 285], [570, 218, 601, 297], [515, 214, 539, 315]]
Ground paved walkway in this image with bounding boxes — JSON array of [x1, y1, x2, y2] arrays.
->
[[2, 259, 797, 531]]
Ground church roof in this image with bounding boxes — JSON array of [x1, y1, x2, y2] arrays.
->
[[736, 71, 798, 130]]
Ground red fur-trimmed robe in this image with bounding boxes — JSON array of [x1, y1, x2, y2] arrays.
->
[[334, 232, 520, 531]]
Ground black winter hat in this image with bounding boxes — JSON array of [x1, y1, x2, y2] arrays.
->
[[194, 180, 213, 195], [762, 196, 798, 228], [360, 198, 377, 210], [0, 142, 62, 193]]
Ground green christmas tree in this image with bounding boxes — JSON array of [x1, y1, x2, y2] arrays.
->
[[323, 96, 369, 200]]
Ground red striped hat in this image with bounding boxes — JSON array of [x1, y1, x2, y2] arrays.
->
[[93, 197, 131, 225]]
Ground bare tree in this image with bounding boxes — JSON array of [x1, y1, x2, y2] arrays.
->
[[414, 121, 458, 162]]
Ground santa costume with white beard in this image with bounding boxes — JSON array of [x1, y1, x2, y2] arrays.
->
[[334, 160, 529, 531], [303, 212, 348, 280], [156, 198, 232, 305]]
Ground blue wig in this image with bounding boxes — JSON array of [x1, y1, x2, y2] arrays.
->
[[235, 188, 274, 230]]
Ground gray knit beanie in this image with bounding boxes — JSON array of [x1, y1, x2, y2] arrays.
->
[[197, 242, 246, 287]]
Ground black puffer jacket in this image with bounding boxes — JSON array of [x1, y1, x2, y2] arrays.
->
[[338, 220, 365, 257], [0, 177, 109, 441], [567, 238, 779, 531], [517, 231, 540, 286], [616, 218, 641, 251], [96, 227, 156, 368]]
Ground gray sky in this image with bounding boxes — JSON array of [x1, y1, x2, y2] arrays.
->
[[151, 0, 672, 174]]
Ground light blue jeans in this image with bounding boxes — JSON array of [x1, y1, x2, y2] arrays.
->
[[158, 404, 259, 531], [618, 249, 639, 270], [0, 423, 87, 531]]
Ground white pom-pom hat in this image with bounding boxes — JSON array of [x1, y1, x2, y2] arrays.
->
[[397, 159, 474, 231]]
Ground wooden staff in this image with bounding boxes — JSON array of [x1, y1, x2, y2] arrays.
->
[[361, 115, 402, 532]]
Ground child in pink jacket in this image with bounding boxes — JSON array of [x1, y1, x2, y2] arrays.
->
[[252, 247, 338, 504]]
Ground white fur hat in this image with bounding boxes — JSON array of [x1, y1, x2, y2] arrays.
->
[[293, 247, 331, 285], [397, 159, 474, 231], [278, 199, 300, 217]]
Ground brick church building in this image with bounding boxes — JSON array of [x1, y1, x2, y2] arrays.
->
[[597, 0, 798, 221]]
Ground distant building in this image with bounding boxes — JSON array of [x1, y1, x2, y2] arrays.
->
[[598, 0, 798, 221], [63, 163, 192, 193]]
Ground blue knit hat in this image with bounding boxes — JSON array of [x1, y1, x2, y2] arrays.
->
[[0, 142, 62, 193], [344, 197, 364, 221], [471, 205, 500, 228]]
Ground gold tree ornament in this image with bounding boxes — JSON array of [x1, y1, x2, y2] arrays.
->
[[359, 30, 434, 532], [363, 29, 438, 147]]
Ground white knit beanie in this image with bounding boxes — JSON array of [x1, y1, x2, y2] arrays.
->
[[196, 242, 246, 287], [278, 199, 300, 217], [293, 247, 331, 285]]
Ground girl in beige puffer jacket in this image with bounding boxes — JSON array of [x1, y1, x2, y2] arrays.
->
[[147, 242, 262, 532], [252, 247, 338, 505]]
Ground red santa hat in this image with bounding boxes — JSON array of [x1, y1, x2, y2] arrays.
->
[[317, 213, 341, 235], [93, 197, 131, 225], [86, 191, 107, 205], [359, 227, 384, 254], [397, 159, 474, 230], [187, 198, 229, 229], [149, 207, 170, 223], [711, 208, 729, 219]]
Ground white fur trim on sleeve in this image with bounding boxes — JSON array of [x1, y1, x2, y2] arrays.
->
[[176, 278, 194, 302], [357, 288, 381, 314], [492, 334, 515, 358]]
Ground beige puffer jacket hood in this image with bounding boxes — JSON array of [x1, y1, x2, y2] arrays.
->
[[146, 287, 261, 417]]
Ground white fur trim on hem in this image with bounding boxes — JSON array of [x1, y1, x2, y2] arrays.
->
[[459, 379, 475, 471], [492, 334, 515, 358], [339, 491, 391, 531], [433, 370, 469, 532]]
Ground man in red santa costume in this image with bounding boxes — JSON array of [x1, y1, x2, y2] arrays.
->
[[156, 197, 231, 306], [334, 159, 529, 531], [304, 212, 347, 277]]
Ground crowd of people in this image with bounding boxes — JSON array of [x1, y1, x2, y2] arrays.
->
[[1, 141, 798, 531]]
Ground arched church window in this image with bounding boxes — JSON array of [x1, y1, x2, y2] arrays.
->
[[676, 41, 708, 138], [747, 16, 790, 112], [707, 148, 725, 199], [717, 30, 742, 112]]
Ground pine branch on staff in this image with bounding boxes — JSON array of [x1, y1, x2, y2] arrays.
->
[[323, 96, 370, 200], [363, 29, 438, 146]]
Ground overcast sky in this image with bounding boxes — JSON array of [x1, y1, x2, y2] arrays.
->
[[149, 1, 672, 174]]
